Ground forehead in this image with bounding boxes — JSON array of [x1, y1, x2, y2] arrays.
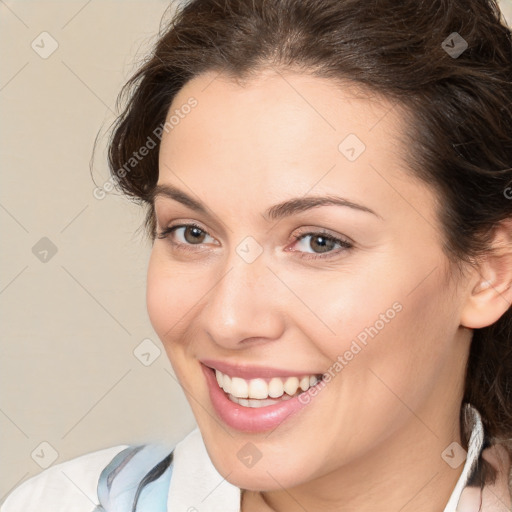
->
[[157, 69, 437, 229], [164, 69, 404, 156]]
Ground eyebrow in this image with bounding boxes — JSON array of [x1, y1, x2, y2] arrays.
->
[[151, 184, 381, 221]]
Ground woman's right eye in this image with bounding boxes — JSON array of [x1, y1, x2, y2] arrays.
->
[[157, 223, 217, 248]]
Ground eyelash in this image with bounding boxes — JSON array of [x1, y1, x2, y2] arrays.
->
[[156, 223, 353, 260]]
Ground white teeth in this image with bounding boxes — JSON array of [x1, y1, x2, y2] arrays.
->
[[248, 378, 268, 399], [230, 377, 249, 398], [283, 376, 299, 396], [300, 376, 310, 391], [223, 374, 232, 394], [227, 393, 294, 408], [268, 377, 284, 398], [216, 370, 223, 388], [214, 369, 322, 402]]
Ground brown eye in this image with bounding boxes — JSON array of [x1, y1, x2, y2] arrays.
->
[[183, 226, 207, 244], [309, 235, 337, 253], [156, 223, 216, 247], [290, 231, 353, 259]]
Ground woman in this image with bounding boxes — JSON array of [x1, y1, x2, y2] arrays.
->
[[3, 0, 512, 510]]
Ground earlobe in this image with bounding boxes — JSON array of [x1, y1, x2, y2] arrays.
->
[[460, 220, 512, 329]]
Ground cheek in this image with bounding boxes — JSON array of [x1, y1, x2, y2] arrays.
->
[[291, 254, 456, 399], [342, 273, 454, 405], [146, 248, 205, 344], [280, 262, 405, 362]]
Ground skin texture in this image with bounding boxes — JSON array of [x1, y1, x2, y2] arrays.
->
[[146, 69, 512, 512]]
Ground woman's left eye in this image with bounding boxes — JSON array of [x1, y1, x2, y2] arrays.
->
[[290, 231, 353, 259]]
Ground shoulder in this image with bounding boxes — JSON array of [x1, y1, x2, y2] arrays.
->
[[1, 444, 129, 512], [1, 429, 240, 512]]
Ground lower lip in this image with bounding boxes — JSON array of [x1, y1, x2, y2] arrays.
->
[[201, 364, 319, 433]]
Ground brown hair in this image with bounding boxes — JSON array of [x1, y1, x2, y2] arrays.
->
[[105, 0, 512, 490]]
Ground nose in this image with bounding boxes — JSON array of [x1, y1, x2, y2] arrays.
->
[[199, 252, 286, 349]]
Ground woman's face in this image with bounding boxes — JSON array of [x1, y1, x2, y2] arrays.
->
[[147, 69, 472, 491]]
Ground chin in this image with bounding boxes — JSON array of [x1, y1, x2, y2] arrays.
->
[[223, 467, 305, 493], [204, 443, 314, 492]]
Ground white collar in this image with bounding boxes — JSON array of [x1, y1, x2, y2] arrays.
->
[[443, 403, 485, 512], [167, 428, 240, 511]]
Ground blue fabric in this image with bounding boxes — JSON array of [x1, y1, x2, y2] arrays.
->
[[96, 444, 174, 511]]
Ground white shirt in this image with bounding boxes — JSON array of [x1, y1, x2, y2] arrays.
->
[[2, 404, 510, 511]]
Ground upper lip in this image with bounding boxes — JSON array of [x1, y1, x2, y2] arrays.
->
[[200, 359, 323, 380]]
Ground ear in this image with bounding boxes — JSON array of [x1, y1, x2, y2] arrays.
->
[[460, 218, 512, 329]]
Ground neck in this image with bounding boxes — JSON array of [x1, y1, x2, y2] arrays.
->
[[242, 402, 465, 512]]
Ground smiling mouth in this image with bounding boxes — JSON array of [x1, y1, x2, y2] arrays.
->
[[212, 367, 324, 408]]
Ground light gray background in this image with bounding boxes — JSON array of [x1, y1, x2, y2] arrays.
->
[[0, 1, 196, 503], [1, 0, 511, 504]]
